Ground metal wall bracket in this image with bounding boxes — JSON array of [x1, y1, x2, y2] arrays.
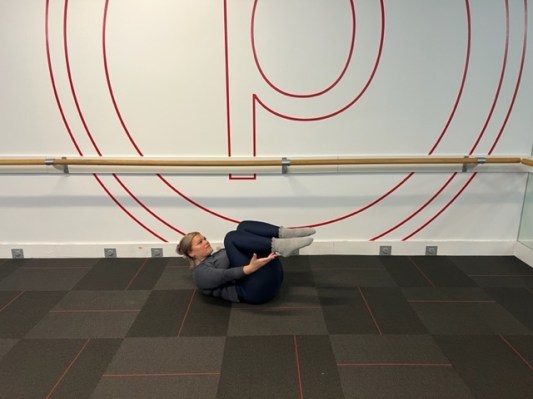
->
[[379, 245, 392, 256], [426, 246, 438, 256], [48, 157, 69, 174], [11, 248, 24, 259], [151, 248, 163, 257], [104, 248, 117, 258], [462, 156, 469, 172], [281, 157, 290, 174]]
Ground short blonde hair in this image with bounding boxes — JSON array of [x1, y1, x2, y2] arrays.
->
[[176, 232, 200, 268]]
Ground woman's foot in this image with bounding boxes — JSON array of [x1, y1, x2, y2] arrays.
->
[[272, 236, 313, 257], [279, 226, 316, 238]]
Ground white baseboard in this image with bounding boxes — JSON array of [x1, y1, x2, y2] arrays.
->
[[0, 240, 520, 259], [514, 241, 533, 267]]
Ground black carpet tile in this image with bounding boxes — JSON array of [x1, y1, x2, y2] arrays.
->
[[434, 335, 533, 399], [0, 254, 531, 398]]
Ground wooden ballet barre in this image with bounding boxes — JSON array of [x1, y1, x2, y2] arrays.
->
[[0, 156, 529, 175], [522, 158, 533, 167], [0, 156, 524, 167]]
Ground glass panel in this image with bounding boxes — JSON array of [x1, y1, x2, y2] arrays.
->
[[518, 173, 533, 250]]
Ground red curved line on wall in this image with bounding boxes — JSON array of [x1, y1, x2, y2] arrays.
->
[[251, 0, 356, 97], [101, 0, 239, 228], [302, 174, 414, 228], [63, 0, 102, 156], [93, 175, 168, 242], [64, 0, 176, 240], [427, 0, 472, 155], [157, 176, 240, 223], [44, 0, 82, 156], [261, 0, 470, 230], [253, 0, 384, 121], [373, 0, 512, 240], [403, 0, 527, 240], [488, 0, 528, 154], [402, 173, 475, 241], [102, 0, 143, 156], [45, 0, 168, 242], [468, 0, 510, 155], [370, 174, 456, 241], [113, 177, 185, 236]]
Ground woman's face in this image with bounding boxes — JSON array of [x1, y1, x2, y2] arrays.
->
[[188, 233, 213, 262]]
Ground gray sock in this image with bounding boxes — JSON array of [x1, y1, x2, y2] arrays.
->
[[279, 226, 316, 238], [272, 237, 313, 257]]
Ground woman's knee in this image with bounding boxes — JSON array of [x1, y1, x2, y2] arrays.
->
[[224, 230, 238, 247], [237, 220, 254, 232]]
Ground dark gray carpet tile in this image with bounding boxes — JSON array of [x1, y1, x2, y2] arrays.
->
[[408, 256, 477, 287], [410, 300, 531, 335], [283, 255, 314, 268], [0, 291, 66, 338], [499, 335, 533, 367], [0, 260, 20, 282], [331, 334, 480, 397], [0, 339, 18, 361], [0, 338, 93, 399], [228, 287, 327, 336], [295, 335, 344, 399], [48, 338, 122, 398], [26, 310, 141, 339], [313, 266, 397, 287], [0, 265, 90, 291], [282, 256, 315, 287], [104, 337, 225, 374], [434, 335, 533, 399], [330, 334, 451, 364], [91, 375, 220, 399], [178, 293, 231, 337], [318, 287, 384, 334], [73, 258, 150, 290], [469, 274, 533, 288], [154, 262, 196, 290], [450, 255, 533, 275], [92, 337, 224, 398], [126, 289, 197, 337], [165, 256, 190, 267], [0, 290, 22, 310], [51, 290, 150, 311], [310, 254, 385, 269], [20, 258, 99, 268], [401, 286, 493, 301], [217, 336, 302, 399], [337, 365, 475, 399], [380, 256, 435, 287], [311, 256, 397, 288], [125, 257, 169, 290], [272, 284, 323, 307], [25, 291, 151, 339], [360, 287, 428, 334], [484, 288, 533, 331], [452, 256, 533, 288]]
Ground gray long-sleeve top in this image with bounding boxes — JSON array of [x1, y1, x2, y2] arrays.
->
[[191, 249, 246, 302]]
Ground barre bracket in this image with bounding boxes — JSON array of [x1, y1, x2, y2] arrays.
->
[[49, 157, 69, 174], [281, 157, 290, 174]]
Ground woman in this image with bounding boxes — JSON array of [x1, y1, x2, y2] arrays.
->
[[176, 220, 315, 304]]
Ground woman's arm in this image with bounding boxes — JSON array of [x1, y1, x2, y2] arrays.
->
[[243, 252, 278, 275]]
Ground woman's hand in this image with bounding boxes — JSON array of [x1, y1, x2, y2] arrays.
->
[[243, 252, 278, 275]]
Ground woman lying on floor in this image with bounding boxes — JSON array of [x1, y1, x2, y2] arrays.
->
[[176, 220, 315, 304]]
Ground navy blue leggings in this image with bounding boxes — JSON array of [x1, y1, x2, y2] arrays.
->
[[224, 220, 283, 304]]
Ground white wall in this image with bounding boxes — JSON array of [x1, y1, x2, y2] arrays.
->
[[1, 0, 532, 258]]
